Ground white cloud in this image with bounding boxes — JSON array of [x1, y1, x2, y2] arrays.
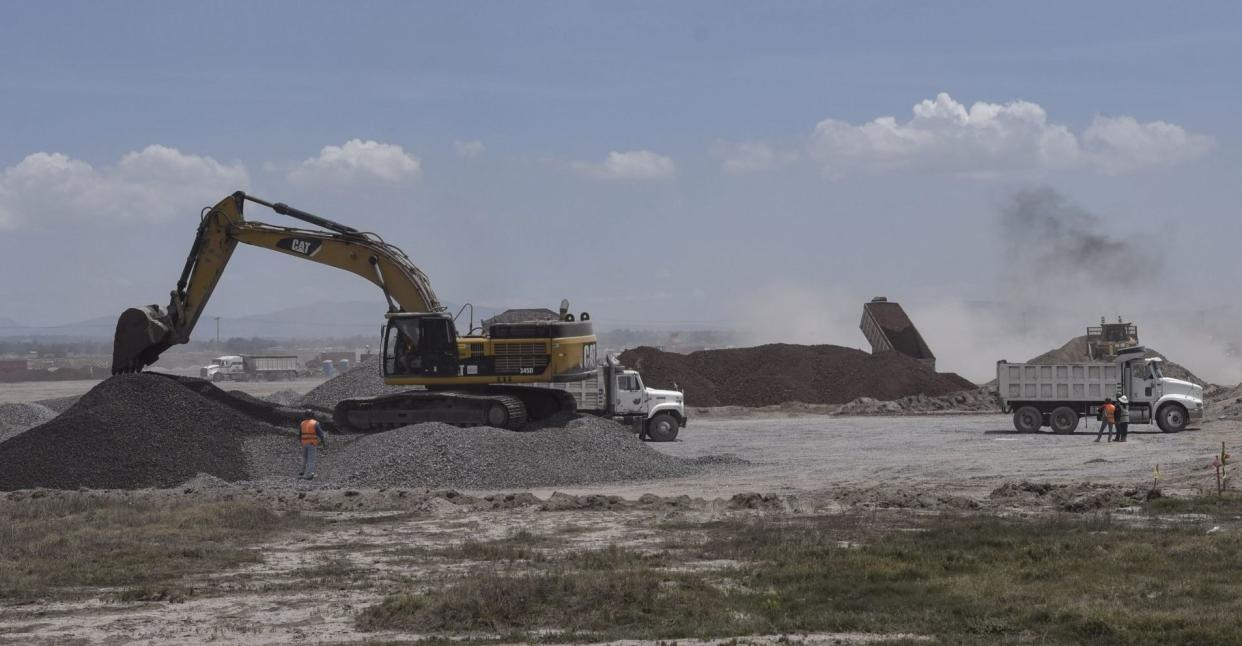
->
[[570, 150, 676, 180], [807, 92, 1212, 177], [287, 139, 421, 185], [0, 145, 248, 230], [712, 140, 798, 175], [454, 139, 486, 159]]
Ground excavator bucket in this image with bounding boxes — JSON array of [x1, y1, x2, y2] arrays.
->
[[111, 306, 175, 374]]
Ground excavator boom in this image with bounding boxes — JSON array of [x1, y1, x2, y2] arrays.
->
[[113, 192, 442, 373]]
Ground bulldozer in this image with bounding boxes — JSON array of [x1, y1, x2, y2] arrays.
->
[[113, 192, 598, 430]]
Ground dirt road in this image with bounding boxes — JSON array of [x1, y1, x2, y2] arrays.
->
[[534, 414, 1233, 499]]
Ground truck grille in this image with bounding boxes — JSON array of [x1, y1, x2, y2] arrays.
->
[[493, 343, 549, 374]]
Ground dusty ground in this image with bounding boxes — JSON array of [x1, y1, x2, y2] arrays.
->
[[3, 379, 1238, 644], [524, 414, 1230, 499], [0, 376, 327, 404]]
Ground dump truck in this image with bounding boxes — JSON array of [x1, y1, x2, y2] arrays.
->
[[200, 354, 300, 382], [997, 346, 1204, 434], [536, 354, 686, 441]]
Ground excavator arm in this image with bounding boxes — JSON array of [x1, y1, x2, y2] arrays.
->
[[112, 191, 442, 373]]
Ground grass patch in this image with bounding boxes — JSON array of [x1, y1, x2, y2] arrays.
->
[[359, 511, 1242, 645], [0, 495, 305, 600], [1145, 491, 1242, 517]]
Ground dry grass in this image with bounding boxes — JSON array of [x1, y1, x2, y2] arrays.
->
[[0, 494, 304, 600], [359, 510, 1242, 645]]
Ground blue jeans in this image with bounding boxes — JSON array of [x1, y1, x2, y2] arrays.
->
[[1096, 421, 1115, 441], [301, 445, 318, 477]]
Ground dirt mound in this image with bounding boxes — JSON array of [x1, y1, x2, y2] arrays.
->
[[0, 374, 285, 491], [989, 480, 1153, 512], [619, 344, 976, 407], [1027, 336, 1204, 385], [836, 386, 1000, 416], [299, 356, 406, 408]]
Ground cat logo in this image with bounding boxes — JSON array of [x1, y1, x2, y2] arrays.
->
[[276, 237, 322, 257]]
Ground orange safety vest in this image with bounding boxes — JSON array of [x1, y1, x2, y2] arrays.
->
[[300, 419, 320, 446], [1102, 403, 1116, 424]]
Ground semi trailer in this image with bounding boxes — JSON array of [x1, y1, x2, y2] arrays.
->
[[997, 346, 1203, 434], [200, 355, 301, 382]]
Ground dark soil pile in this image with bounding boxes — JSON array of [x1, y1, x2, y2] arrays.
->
[[0, 374, 285, 491], [619, 344, 976, 407]]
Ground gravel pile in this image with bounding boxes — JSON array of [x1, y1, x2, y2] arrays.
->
[[1, 373, 727, 491], [0, 402, 57, 429], [299, 356, 407, 408], [32, 395, 81, 414], [0, 374, 285, 491], [264, 389, 305, 406], [241, 415, 725, 489], [620, 344, 976, 407]]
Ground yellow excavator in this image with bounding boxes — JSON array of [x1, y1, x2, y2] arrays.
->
[[112, 191, 598, 430]]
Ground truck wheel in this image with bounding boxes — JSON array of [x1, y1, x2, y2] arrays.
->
[[211, 373, 222, 383], [1049, 406, 1079, 434], [1013, 406, 1043, 433], [645, 413, 679, 442], [1157, 404, 1188, 433]]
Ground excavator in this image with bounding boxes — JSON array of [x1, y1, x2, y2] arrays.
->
[[112, 191, 598, 431]]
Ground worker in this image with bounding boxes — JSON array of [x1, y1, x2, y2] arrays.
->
[[1095, 398, 1116, 443], [299, 411, 327, 480], [1115, 396, 1131, 442]]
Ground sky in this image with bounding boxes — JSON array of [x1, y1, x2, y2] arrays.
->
[[2, 1, 1241, 382]]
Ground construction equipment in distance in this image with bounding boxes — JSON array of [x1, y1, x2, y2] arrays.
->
[[112, 191, 597, 431], [1086, 317, 1139, 360]]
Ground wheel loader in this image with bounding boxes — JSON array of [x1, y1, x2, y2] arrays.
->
[[112, 191, 597, 431]]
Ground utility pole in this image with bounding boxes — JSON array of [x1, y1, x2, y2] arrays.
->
[[214, 317, 221, 344]]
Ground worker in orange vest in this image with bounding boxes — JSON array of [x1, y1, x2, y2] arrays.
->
[[299, 411, 328, 480], [1095, 398, 1116, 443]]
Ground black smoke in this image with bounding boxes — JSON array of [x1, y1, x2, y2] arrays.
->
[[1000, 186, 1157, 286]]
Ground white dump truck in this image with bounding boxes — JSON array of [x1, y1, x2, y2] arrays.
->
[[200, 355, 301, 382], [997, 346, 1204, 434], [537, 354, 687, 441]]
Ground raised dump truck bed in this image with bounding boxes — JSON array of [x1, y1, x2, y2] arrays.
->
[[859, 297, 935, 370]]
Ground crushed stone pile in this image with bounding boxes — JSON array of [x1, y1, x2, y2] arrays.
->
[[299, 356, 407, 408], [242, 415, 729, 489], [0, 402, 57, 442], [32, 395, 81, 414], [0, 374, 285, 491], [264, 389, 305, 406], [1, 374, 731, 492], [619, 344, 976, 407], [835, 386, 1000, 416], [1025, 336, 1204, 385]]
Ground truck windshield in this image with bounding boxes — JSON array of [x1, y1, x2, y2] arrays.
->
[[1150, 362, 1164, 380]]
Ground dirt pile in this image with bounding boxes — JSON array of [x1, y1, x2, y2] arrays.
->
[[990, 480, 1154, 512], [299, 356, 406, 408], [619, 344, 976, 407], [0, 374, 285, 491], [1026, 336, 1204, 385], [836, 386, 1000, 416]]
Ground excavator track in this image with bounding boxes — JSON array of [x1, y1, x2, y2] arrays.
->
[[333, 386, 578, 432]]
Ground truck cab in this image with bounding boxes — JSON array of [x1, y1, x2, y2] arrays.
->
[[601, 357, 686, 442], [200, 355, 245, 382], [1117, 351, 1204, 431]]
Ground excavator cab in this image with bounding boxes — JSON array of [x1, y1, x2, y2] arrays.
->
[[383, 313, 460, 378]]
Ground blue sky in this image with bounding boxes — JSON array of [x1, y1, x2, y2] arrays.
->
[[2, 2, 1240, 380]]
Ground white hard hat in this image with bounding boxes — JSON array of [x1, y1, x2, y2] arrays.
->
[[1118, 396, 1129, 404]]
